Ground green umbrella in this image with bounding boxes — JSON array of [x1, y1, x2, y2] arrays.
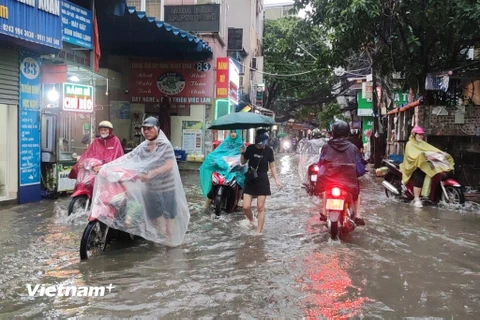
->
[[277, 132, 288, 138], [208, 112, 276, 130]]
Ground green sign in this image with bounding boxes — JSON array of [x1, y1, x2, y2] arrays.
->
[[63, 83, 94, 113], [357, 91, 373, 117], [362, 117, 374, 144], [392, 90, 409, 106]]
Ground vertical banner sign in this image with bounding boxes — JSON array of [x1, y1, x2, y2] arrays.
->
[[216, 57, 229, 99], [19, 52, 42, 203]]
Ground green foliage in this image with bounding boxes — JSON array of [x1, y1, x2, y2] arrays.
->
[[263, 17, 335, 122], [295, 0, 480, 93], [317, 103, 346, 130]]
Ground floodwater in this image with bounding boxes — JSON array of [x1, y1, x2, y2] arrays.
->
[[1, 155, 479, 318]]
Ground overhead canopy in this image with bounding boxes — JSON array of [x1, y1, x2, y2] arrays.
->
[[97, 1, 213, 60]]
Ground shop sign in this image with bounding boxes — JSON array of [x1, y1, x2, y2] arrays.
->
[[130, 60, 214, 105], [216, 57, 229, 99], [63, 83, 94, 113], [61, 1, 93, 49], [164, 4, 220, 32], [229, 59, 239, 104], [392, 90, 409, 106], [0, 0, 62, 49], [19, 52, 41, 187], [57, 164, 76, 192]]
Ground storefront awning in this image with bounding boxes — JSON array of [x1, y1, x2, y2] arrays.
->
[[98, 3, 213, 60], [387, 98, 423, 115]]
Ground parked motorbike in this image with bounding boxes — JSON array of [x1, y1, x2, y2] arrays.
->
[[68, 158, 103, 216], [80, 166, 139, 260], [324, 185, 356, 240], [211, 156, 245, 216], [382, 159, 465, 205]]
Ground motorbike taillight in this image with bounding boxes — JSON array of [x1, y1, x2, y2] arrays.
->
[[331, 187, 341, 197], [212, 172, 225, 185]]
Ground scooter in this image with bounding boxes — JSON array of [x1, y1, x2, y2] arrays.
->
[[211, 172, 242, 216], [68, 158, 103, 216], [281, 140, 292, 153], [303, 163, 320, 196], [382, 159, 465, 205], [324, 185, 356, 240], [79, 166, 139, 260]]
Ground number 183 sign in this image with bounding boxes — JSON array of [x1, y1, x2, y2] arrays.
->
[[63, 83, 94, 113]]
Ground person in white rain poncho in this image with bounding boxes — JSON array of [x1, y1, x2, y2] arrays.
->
[[90, 117, 190, 246]]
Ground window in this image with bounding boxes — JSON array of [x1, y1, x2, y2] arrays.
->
[[126, 0, 162, 20]]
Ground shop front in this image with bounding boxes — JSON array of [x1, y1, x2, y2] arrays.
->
[[0, 0, 62, 204]]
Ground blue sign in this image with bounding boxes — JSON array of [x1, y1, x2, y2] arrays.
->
[[19, 52, 41, 187], [0, 0, 62, 49], [61, 1, 93, 49]]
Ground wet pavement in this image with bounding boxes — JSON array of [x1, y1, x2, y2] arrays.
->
[[1, 154, 480, 318]]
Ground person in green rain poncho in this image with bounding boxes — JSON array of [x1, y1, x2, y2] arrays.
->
[[200, 130, 246, 211]]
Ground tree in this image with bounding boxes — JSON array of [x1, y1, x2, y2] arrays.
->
[[317, 103, 346, 130], [263, 17, 337, 122]]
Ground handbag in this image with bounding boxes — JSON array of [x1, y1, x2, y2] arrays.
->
[[245, 149, 264, 184]]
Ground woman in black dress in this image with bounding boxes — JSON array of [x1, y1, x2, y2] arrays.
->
[[240, 129, 283, 233]]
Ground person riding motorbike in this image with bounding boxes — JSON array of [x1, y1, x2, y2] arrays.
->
[[68, 121, 124, 179], [316, 120, 366, 225], [200, 130, 246, 211], [298, 128, 329, 183], [400, 126, 455, 208], [90, 116, 190, 246]]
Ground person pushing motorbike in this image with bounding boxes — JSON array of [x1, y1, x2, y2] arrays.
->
[[316, 120, 366, 225], [68, 121, 124, 179]]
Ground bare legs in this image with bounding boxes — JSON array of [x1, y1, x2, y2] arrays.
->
[[242, 194, 267, 233]]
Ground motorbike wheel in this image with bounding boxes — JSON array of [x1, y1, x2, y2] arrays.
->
[[384, 175, 401, 198], [68, 195, 88, 216], [441, 186, 465, 205], [214, 194, 222, 216], [80, 220, 109, 260], [330, 221, 339, 240]]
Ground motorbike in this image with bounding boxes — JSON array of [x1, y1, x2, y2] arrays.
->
[[68, 158, 103, 216], [281, 140, 292, 153], [382, 159, 465, 205], [80, 166, 139, 260], [324, 185, 356, 240], [303, 163, 320, 196], [211, 156, 245, 216]]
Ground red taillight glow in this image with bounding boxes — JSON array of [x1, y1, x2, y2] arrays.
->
[[312, 165, 319, 172], [331, 187, 341, 197]]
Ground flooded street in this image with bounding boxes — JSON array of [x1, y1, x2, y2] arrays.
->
[[1, 154, 480, 318]]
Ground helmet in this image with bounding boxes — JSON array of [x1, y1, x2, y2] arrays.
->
[[98, 121, 113, 130], [332, 120, 350, 139], [255, 129, 269, 145], [311, 128, 322, 139], [411, 126, 425, 135], [141, 117, 160, 128]]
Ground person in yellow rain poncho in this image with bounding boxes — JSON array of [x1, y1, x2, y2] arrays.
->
[[400, 126, 455, 207]]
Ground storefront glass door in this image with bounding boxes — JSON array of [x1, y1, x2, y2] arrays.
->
[[0, 104, 9, 198]]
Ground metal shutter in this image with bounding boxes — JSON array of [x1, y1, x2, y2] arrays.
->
[[0, 48, 19, 105]]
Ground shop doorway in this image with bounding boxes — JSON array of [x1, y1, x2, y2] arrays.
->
[[0, 104, 12, 198]]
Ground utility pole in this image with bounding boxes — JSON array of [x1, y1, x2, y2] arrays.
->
[[371, 62, 383, 168]]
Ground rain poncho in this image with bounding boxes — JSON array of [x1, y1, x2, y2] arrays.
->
[[199, 130, 246, 198], [400, 136, 455, 184], [316, 138, 366, 196], [298, 138, 328, 183], [68, 135, 124, 180], [90, 130, 190, 247]]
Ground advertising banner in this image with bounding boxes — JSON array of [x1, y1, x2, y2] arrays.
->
[[61, 1, 93, 49], [229, 59, 239, 104], [130, 60, 214, 105], [63, 83, 94, 113], [164, 4, 220, 32], [19, 52, 41, 187], [0, 0, 62, 49], [216, 57, 229, 99], [182, 121, 203, 154]]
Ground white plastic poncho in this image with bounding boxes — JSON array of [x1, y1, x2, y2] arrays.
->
[[298, 138, 328, 183], [90, 130, 190, 247]]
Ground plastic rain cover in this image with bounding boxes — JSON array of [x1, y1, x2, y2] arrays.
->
[[199, 130, 246, 197], [90, 131, 190, 247], [298, 138, 328, 183]]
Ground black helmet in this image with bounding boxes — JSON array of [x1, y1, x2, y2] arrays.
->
[[311, 128, 322, 139], [141, 116, 159, 128], [255, 129, 269, 145], [332, 120, 350, 139]]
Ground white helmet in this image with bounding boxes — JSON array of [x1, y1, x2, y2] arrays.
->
[[98, 121, 113, 130]]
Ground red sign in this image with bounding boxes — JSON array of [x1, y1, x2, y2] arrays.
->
[[130, 60, 214, 105], [216, 57, 229, 99]]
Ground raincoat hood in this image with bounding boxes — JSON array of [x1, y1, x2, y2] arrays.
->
[[326, 138, 353, 152], [400, 136, 455, 184], [200, 130, 247, 197], [90, 130, 190, 247], [68, 135, 124, 180]]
